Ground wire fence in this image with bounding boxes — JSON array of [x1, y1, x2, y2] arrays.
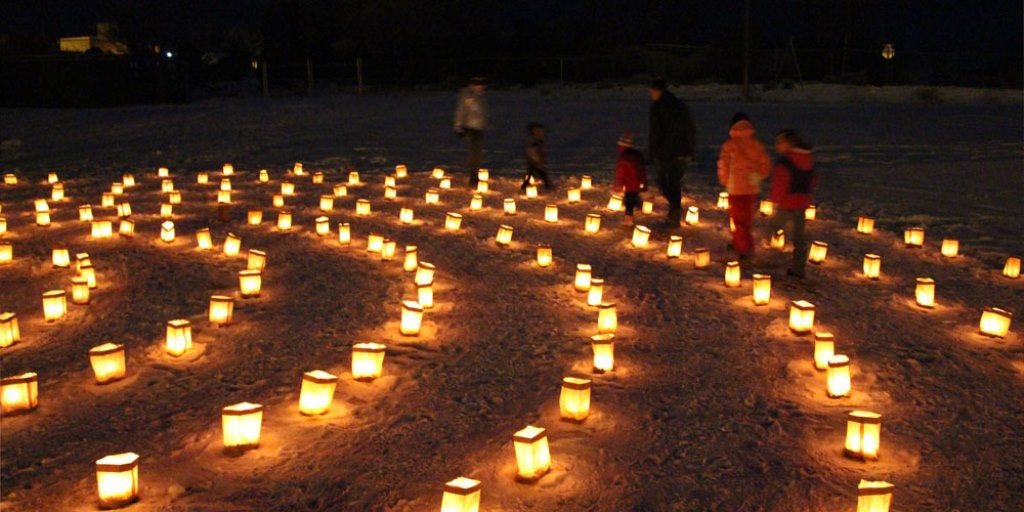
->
[[3, 44, 1018, 107], [272, 45, 1021, 92]]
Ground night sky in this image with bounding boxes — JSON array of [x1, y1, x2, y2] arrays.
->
[[3, 0, 1021, 54]]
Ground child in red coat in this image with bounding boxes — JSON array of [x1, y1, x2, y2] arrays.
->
[[768, 129, 817, 278], [614, 130, 648, 225]]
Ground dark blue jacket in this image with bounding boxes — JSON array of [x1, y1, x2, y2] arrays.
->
[[649, 91, 697, 163]]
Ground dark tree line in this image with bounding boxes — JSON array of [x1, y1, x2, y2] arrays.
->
[[2, 0, 1021, 91]]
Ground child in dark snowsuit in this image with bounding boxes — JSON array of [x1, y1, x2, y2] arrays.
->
[[614, 130, 648, 225], [521, 123, 551, 192]]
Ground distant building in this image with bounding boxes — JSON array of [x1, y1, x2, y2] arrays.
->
[[59, 23, 128, 55]]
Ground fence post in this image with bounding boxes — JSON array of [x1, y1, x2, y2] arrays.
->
[[306, 58, 314, 95], [789, 37, 803, 84], [356, 57, 363, 95], [261, 61, 269, 98], [841, 0, 852, 80], [742, 0, 751, 100], [157, 60, 166, 103]]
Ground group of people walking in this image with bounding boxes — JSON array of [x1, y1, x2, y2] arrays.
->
[[716, 114, 818, 277], [452, 77, 817, 278]]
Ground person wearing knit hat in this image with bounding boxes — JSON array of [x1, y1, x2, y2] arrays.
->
[[614, 129, 648, 224], [717, 112, 771, 259], [618, 130, 635, 148]]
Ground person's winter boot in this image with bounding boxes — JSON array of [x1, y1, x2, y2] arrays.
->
[[623, 214, 634, 226], [666, 208, 681, 227]]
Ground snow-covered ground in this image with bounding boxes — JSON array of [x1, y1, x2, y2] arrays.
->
[[1, 88, 1022, 511]]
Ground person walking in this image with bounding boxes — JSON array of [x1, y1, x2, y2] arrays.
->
[[454, 77, 488, 187], [648, 79, 697, 226], [613, 129, 648, 225], [767, 129, 818, 278], [717, 113, 771, 260], [521, 122, 552, 192]]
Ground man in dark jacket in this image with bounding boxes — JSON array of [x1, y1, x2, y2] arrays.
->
[[648, 79, 697, 226]]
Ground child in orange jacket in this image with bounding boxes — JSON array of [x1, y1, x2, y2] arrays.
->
[[717, 113, 771, 258]]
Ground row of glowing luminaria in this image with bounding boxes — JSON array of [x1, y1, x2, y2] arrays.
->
[[5, 174, 1020, 283], [5, 170, 1023, 276], [1, 164, 1018, 511]]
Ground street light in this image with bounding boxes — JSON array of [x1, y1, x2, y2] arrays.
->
[[881, 44, 895, 60], [881, 43, 895, 85]]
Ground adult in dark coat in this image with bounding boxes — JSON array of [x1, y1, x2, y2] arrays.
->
[[648, 79, 697, 226]]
